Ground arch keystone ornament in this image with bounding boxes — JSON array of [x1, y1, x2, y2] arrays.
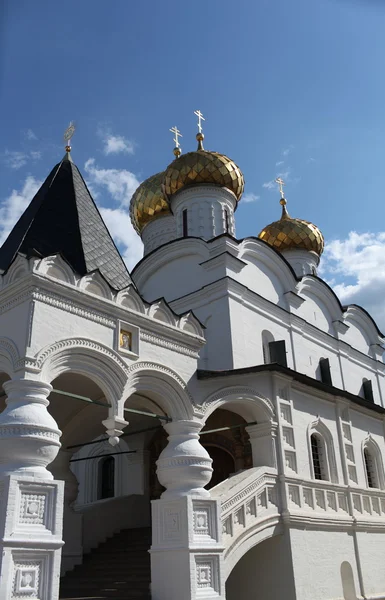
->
[[0, 379, 64, 599]]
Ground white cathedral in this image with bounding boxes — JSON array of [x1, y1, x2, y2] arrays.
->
[[0, 117, 384, 600]]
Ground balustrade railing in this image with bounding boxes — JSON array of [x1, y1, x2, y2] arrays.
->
[[211, 467, 279, 558]]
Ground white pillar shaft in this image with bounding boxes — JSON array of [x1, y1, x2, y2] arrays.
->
[[0, 378, 64, 600], [152, 421, 225, 600]]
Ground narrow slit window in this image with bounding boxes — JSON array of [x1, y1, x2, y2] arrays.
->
[[225, 209, 230, 233], [182, 209, 188, 237]]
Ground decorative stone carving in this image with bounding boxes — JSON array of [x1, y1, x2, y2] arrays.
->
[[156, 420, 213, 498], [13, 561, 40, 597], [0, 380, 61, 480], [19, 493, 46, 524]]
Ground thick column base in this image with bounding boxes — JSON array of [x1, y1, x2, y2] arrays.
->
[[150, 495, 225, 600], [0, 474, 64, 600]]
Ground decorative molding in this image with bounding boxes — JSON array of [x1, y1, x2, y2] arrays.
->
[[200, 385, 275, 422], [35, 337, 129, 373], [32, 289, 115, 327], [140, 330, 199, 358]]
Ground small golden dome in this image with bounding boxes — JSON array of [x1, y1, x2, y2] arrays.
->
[[163, 147, 244, 201], [129, 172, 170, 234], [258, 200, 324, 256]]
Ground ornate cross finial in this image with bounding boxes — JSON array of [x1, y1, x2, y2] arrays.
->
[[194, 109, 205, 134], [275, 177, 285, 199], [169, 126, 182, 157], [170, 126, 182, 149], [63, 121, 76, 152]]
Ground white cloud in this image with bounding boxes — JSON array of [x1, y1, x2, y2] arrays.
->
[[0, 176, 42, 244], [321, 231, 385, 332], [3, 151, 28, 170], [263, 168, 291, 191], [25, 129, 37, 141], [282, 145, 293, 157], [262, 180, 276, 191], [100, 207, 143, 270], [275, 160, 284, 167], [98, 129, 135, 156], [85, 158, 143, 269], [84, 158, 140, 206], [3, 150, 42, 170], [243, 193, 260, 203]]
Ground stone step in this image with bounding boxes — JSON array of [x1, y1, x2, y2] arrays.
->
[[59, 528, 151, 600]]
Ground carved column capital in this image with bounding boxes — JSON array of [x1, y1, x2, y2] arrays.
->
[[156, 420, 213, 499]]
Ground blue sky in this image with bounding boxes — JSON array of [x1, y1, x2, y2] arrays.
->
[[1, 0, 385, 329]]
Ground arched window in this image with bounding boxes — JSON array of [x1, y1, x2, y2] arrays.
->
[[308, 419, 338, 483], [311, 433, 327, 480], [98, 456, 115, 500], [364, 448, 376, 488], [361, 378, 374, 403], [362, 437, 384, 489]]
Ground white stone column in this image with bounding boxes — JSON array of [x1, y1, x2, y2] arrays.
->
[[0, 379, 64, 600], [246, 422, 277, 469], [151, 420, 225, 600], [49, 450, 82, 575]]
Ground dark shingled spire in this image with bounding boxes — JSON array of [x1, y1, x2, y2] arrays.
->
[[0, 153, 132, 290]]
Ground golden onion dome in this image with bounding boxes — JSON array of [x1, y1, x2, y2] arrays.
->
[[163, 134, 244, 201], [258, 199, 324, 256], [129, 171, 170, 234]]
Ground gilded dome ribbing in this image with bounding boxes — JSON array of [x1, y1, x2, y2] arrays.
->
[[258, 200, 324, 256], [129, 172, 170, 233], [163, 144, 244, 201]]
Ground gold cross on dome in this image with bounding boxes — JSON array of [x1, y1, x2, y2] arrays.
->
[[275, 177, 285, 198], [194, 109, 205, 133], [169, 126, 182, 149]]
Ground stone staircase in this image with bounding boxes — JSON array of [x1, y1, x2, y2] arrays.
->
[[59, 527, 152, 600]]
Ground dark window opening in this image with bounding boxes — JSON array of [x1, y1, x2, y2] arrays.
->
[[319, 358, 332, 386], [99, 456, 115, 499], [268, 340, 288, 368], [311, 434, 323, 480], [225, 209, 230, 233], [182, 209, 188, 237], [362, 379, 374, 403], [364, 449, 375, 488]]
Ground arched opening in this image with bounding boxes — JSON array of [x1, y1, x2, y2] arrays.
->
[[201, 408, 252, 489], [311, 433, 327, 480], [362, 439, 384, 489], [226, 535, 296, 600], [205, 446, 235, 489], [341, 561, 357, 600], [98, 455, 115, 499], [307, 420, 338, 483]]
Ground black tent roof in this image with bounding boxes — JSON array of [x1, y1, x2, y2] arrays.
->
[[0, 153, 132, 290]]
